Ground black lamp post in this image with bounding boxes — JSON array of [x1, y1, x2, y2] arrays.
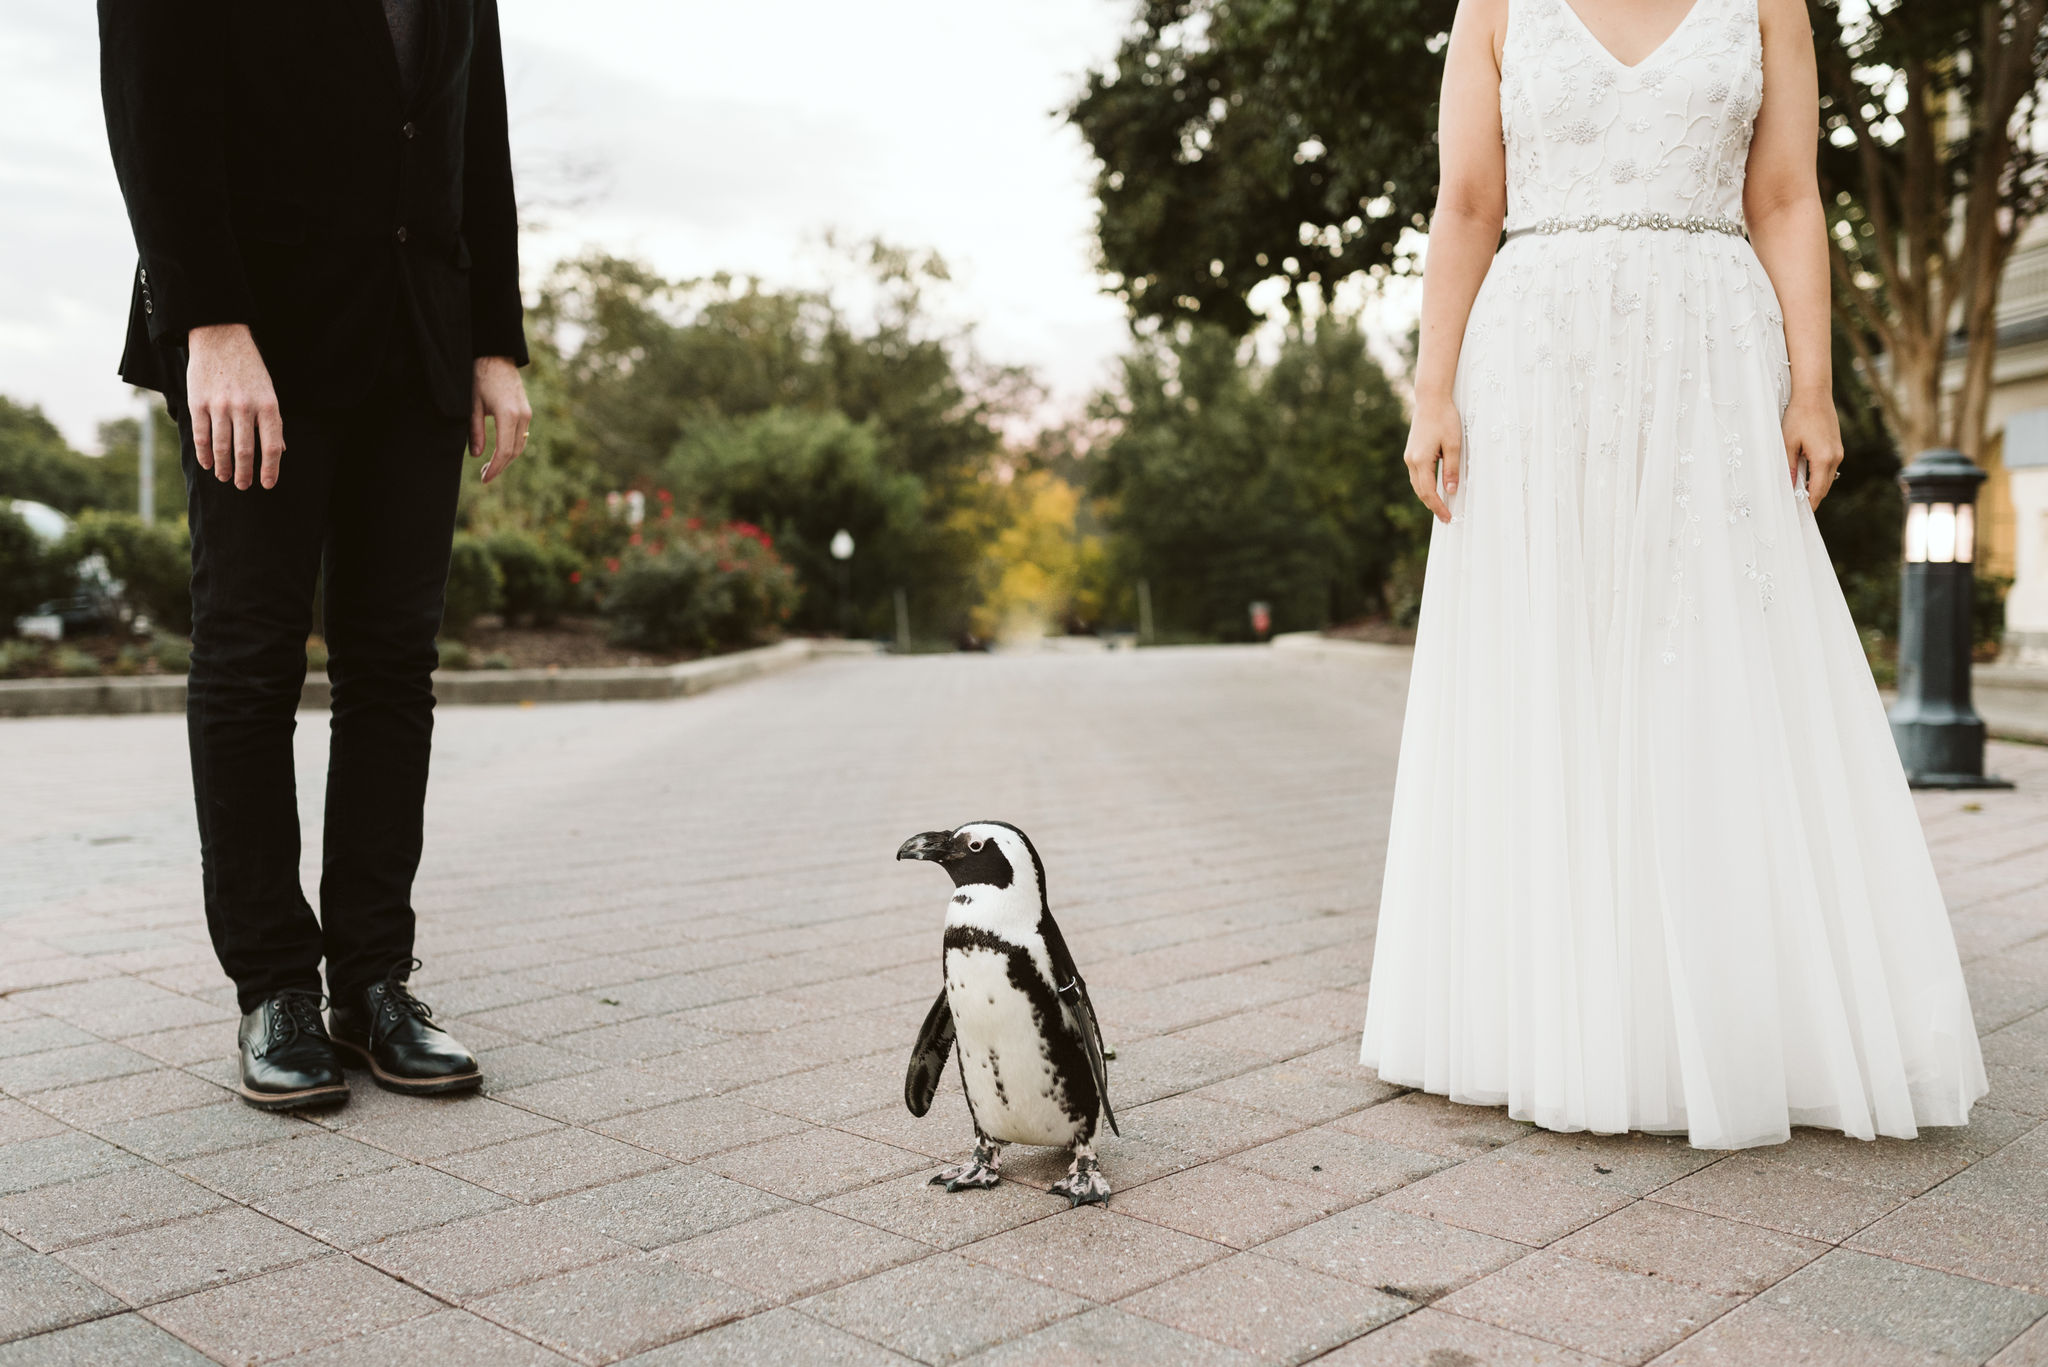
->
[[1887, 449, 2010, 789]]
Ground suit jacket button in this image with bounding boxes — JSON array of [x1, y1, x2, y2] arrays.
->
[[144, 298, 153, 314], [402, 121, 417, 139], [395, 226, 409, 243]]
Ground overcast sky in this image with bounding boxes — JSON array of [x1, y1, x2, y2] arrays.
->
[[0, 0, 1142, 451]]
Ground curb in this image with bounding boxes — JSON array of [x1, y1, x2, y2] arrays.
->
[[1269, 631, 1416, 665], [1272, 632, 2048, 746], [0, 638, 881, 720]]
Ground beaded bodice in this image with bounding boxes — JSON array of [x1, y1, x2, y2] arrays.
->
[[1500, 0, 1762, 230]]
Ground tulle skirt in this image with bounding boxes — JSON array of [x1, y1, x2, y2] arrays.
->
[[1359, 229, 1987, 1149]]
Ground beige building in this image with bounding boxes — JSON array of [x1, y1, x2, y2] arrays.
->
[[1971, 219, 2048, 663]]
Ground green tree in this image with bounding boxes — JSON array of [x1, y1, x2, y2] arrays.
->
[[1815, 0, 2048, 461], [1068, 0, 1454, 332], [0, 398, 111, 513], [1091, 318, 1419, 638], [665, 408, 930, 634], [96, 402, 184, 521]]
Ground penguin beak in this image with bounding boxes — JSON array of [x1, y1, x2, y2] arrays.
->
[[897, 830, 958, 863]]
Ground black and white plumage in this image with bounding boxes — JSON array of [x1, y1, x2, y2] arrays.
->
[[897, 821, 1117, 1206]]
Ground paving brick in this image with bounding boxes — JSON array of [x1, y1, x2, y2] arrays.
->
[[702, 1127, 929, 1203], [623, 1305, 914, 1365], [1191, 1060, 1402, 1126], [96, 1101, 308, 1163], [0, 1043, 158, 1096], [1258, 1203, 1526, 1303], [539, 1164, 790, 1250], [0, 1253, 122, 1341], [1376, 1155, 1633, 1247], [0, 1020, 98, 1062], [270, 1309, 572, 1367], [1757, 1247, 2048, 1362], [818, 1171, 1062, 1250], [1650, 1153, 1909, 1243], [436, 1126, 670, 1201], [724, 1052, 909, 1125], [1499, 1129, 1722, 1197], [256, 1164, 508, 1248], [9, 980, 225, 1039], [143, 1253, 436, 1364], [1647, 1300, 1967, 1367], [0, 1165, 224, 1252], [1119, 1250, 1410, 1363], [1113, 1162, 1347, 1249], [358, 1205, 627, 1298], [175, 1131, 406, 1200], [53, 1206, 324, 1306], [474, 1042, 607, 1092], [799, 1253, 1090, 1364], [491, 1067, 702, 1125], [1320, 1308, 1613, 1365], [0, 1312, 215, 1366], [1438, 1250, 1735, 1365], [1553, 1199, 1824, 1296], [473, 1252, 765, 1363], [594, 1095, 806, 1161], [668, 1206, 929, 1300], [1224, 1128, 1446, 1202], [27, 1069, 224, 1129], [0, 1133, 139, 1196], [1991, 1314, 2048, 1367], [954, 1206, 1228, 1301], [959, 1305, 1261, 1366], [1330, 1092, 1536, 1158], [326, 1092, 559, 1161], [0, 1101, 65, 1147]]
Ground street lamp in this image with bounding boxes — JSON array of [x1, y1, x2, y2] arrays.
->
[[1888, 449, 2010, 788], [830, 529, 854, 638]]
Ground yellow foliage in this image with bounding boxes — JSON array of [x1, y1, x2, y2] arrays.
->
[[970, 471, 1107, 642]]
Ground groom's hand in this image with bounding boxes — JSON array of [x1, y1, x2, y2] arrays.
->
[[187, 324, 285, 490], [470, 356, 531, 484]]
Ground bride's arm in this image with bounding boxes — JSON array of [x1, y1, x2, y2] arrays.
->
[[1744, 0, 1844, 508], [1406, 0, 1509, 523]]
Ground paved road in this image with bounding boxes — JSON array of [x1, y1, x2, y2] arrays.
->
[[2, 647, 2046, 1365]]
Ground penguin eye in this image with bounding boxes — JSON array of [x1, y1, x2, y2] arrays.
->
[[967, 838, 985, 852]]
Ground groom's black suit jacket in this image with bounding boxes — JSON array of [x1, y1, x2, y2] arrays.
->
[[99, 0, 528, 417]]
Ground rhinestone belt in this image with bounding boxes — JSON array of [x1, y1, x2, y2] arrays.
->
[[1502, 212, 1747, 243]]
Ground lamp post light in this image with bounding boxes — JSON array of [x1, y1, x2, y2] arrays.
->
[[1888, 448, 2010, 789], [830, 529, 855, 638]]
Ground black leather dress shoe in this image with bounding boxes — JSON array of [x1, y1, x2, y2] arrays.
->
[[330, 968, 481, 1095], [237, 991, 350, 1111]]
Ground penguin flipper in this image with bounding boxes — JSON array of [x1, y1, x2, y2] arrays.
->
[[904, 989, 955, 1117], [1061, 978, 1118, 1137], [1041, 913, 1118, 1138]]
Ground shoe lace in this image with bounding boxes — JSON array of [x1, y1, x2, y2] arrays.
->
[[374, 959, 436, 1032], [268, 990, 328, 1052]]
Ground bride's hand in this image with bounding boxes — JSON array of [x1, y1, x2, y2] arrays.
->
[[1783, 393, 1844, 510], [1405, 395, 1462, 523]]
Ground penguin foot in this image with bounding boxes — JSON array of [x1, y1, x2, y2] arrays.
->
[[1050, 1151, 1110, 1207], [931, 1140, 1002, 1192]]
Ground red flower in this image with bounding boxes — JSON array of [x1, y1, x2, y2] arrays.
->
[[628, 532, 642, 546], [568, 570, 582, 584], [685, 517, 702, 531], [660, 507, 673, 520], [656, 488, 673, 502], [605, 557, 620, 573]]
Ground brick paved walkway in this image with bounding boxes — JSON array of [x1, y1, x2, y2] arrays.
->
[[2, 647, 2046, 1365]]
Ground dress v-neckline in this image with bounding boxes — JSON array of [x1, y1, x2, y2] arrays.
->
[[1556, 0, 1708, 69]]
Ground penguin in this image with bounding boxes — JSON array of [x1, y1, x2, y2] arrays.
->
[[896, 820, 1117, 1206]]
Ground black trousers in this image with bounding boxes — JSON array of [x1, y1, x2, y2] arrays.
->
[[168, 337, 467, 1013]]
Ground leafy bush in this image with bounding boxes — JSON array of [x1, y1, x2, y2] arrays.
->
[[436, 639, 472, 670], [0, 505, 64, 630], [55, 510, 191, 633], [0, 639, 43, 677], [600, 520, 799, 652], [486, 529, 580, 626], [440, 534, 502, 639], [0, 398, 110, 513]]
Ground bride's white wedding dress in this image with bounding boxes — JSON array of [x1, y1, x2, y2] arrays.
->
[[1359, 0, 1987, 1148]]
